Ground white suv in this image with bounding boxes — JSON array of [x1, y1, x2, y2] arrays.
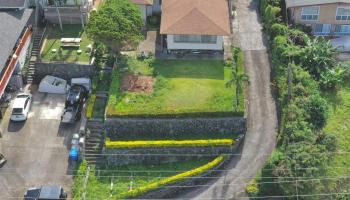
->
[[10, 93, 32, 122]]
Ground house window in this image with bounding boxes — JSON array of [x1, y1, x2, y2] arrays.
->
[[314, 24, 331, 35], [336, 7, 350, 20], [301, 6, 319, 21], [335, 25, 350, 35], [173, 35, 217, 44]]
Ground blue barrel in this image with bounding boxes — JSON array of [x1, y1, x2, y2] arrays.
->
[[69, 148, 79, 161]]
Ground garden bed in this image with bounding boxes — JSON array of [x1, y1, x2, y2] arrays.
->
[[107, 59, 245, 117], [41, 24, 92, 63]]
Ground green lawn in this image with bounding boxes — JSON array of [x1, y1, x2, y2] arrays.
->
[[322, 81, 350, 191], [41, 25, 92, 63], [107, 59, 244, 117], [73, 158, 213, 200]]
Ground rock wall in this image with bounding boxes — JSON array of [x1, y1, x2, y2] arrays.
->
[[104, 135, 244, 166], [105, 117, 246, 140], [35, 62, 94, 83]]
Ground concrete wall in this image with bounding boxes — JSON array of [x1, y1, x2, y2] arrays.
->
[[105, 117, 246, 140], [290, 3, 350, 25], [34, 62, 94, 83], [167, 35, 224, 50], [44, 7, 88, 24]]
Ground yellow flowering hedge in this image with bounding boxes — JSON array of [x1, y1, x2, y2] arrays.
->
[[105, 139, 234, 148], [121, 156, 224, 198], [86, 94, 96, 118]]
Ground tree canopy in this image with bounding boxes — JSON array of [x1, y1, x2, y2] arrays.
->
[[86, 0, 143, 52]]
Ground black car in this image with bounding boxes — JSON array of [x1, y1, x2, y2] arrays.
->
[[66, 85, 88, 106], [61, 104, 82, 123]]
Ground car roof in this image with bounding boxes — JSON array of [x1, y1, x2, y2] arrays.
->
[[13, 95, 29, 108], [38, 185, 62, 199]]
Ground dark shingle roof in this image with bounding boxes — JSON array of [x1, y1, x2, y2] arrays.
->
[[0, 0, 26, 8], [0, 9, 33, 72]]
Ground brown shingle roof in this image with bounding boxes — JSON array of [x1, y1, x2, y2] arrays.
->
[[160, 0, 231, 36], [131, 0, 153, 5]]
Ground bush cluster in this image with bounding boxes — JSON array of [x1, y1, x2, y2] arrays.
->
[[121, 156, 224, 198], [86, 94, 96, 118], [250, 0, 338, 198], [105, 139, 234, 148]]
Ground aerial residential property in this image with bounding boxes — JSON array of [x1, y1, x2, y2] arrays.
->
[[0, 0, 33, 104], [2, 0, 350, 199], [160, 0, 231, 52], [286, 0, 350, 35]]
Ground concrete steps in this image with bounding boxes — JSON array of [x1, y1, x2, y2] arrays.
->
[[27, 30, 45, 84], [85, 120, 105, 166]]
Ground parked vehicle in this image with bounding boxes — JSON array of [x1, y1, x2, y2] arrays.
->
[[0, 153, 7, 168], [24, 185, 67, 200], [66, 85, 88, 106], [10, 93, 32, 122], [61, 103, 82, 124]]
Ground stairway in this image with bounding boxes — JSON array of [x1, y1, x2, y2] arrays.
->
[[85, 120, 105, 166], [27, 29, 45, 84]]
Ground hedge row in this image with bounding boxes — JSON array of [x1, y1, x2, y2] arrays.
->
[[121, 156, 224, 198], [105, 139, 234, 148], [106, 111, 244, 118], [86, 94, 96, 118]]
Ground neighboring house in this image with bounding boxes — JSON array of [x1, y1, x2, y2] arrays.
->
[[160, 0, 231, 51], [286, 0, 350, 36], [0, 1, 33, 97], [39, 0, 93, 24], [131, 0, 161, 23]]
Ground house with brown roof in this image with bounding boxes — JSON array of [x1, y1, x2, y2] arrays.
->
[[286, 0, 350, 35], [160, 0, 231, 52]]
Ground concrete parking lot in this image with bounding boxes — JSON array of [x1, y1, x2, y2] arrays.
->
[[0, 87, 80, 199]]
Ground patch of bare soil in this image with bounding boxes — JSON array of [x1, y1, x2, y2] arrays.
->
[[121, 74, 155, 93]]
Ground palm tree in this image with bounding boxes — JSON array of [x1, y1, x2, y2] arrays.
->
[[226, 64, 249, 109]]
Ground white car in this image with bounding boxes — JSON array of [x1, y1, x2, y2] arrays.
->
[[10, 93, 32, 122]]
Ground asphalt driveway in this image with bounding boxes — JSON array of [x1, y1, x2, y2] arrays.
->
[[0, 88, 79, 200]]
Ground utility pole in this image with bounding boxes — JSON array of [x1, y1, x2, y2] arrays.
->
[[287, 62, 293, 102]]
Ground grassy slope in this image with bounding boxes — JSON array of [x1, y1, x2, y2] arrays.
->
[[322, 82, 350, 190], [107, 60, 244, 116], [41, 25, 92, 63], [82, 158, 213, 199]]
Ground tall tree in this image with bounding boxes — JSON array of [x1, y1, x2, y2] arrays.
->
[[85, 0, 143, 53]]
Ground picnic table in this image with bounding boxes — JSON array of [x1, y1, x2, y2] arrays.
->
[[60, 38, 82, 47]]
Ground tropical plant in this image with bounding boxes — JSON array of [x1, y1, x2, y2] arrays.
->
[[319, 65, 344, 90], [85, 0, 143, 53]]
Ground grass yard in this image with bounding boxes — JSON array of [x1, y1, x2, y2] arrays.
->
[[322, 80, 350, 191], [41, 25, 92, 63], [107, 59, 244, 117], [73, 158, 213, 199]]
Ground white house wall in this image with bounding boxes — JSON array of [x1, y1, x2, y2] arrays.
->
[[167, 35, 224, 50]]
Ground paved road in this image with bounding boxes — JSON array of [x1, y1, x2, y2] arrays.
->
[[180, 0, 278, 199], [0, 89, 79, 200]]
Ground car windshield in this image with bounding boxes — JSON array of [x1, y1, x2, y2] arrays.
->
[[16, 95, 28, 98], [12, 108, 23, 114]]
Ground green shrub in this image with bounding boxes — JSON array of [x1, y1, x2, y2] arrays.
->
[[246, 179, 259, 197], [121, 156, 224, 198], [105, 139, 234, 148], [86, 94, 96, 118]]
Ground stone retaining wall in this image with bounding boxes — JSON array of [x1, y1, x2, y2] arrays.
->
[[34, 62, 94, 83], [104, 135, 244, 166], [105, 117, 246, 139]]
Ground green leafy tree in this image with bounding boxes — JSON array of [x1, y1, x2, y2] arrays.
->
[[320, 65, 344, 90], [85, 0, 143, 53], [299, 38, 338, 79], [304, 95, 328, 131]]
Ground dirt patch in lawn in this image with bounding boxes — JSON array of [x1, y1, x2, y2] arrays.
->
[[121, 74, 155, 93]]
